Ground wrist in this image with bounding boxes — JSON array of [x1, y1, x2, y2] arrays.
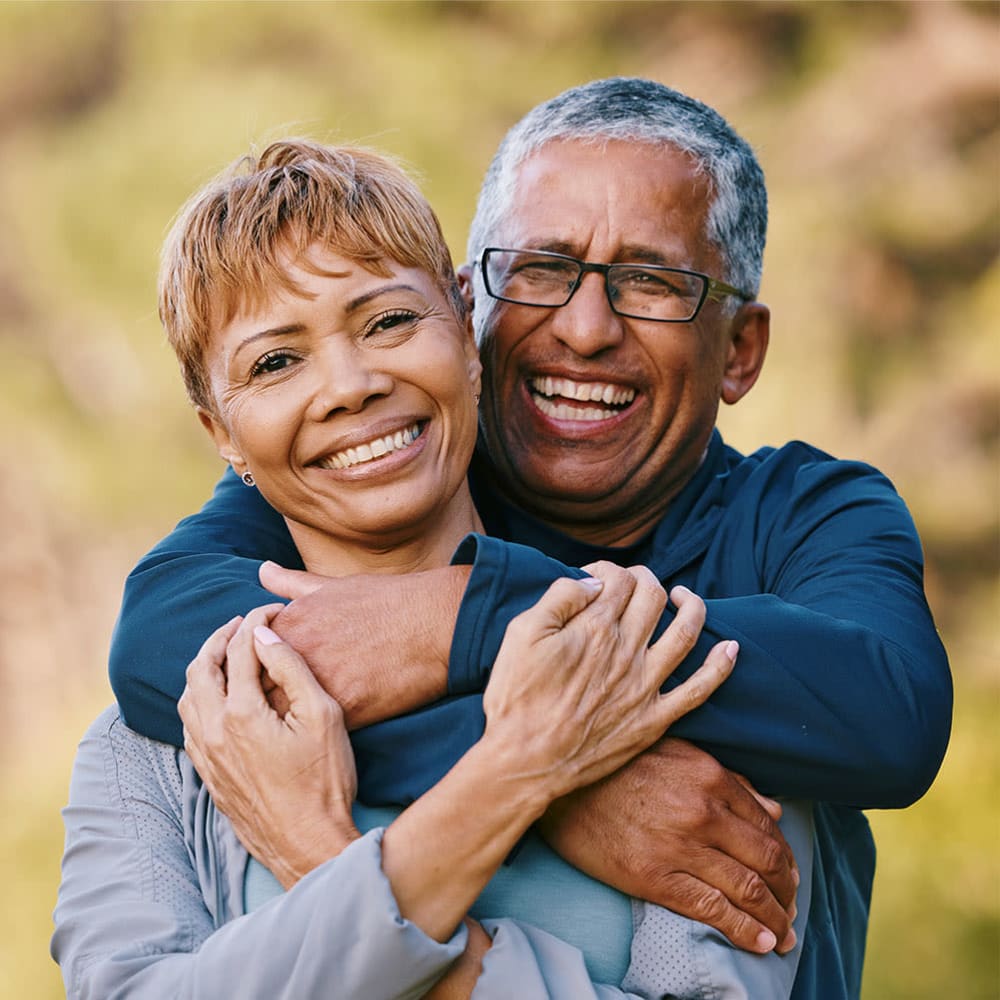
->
[[270, 813, 361, 890], [466, 731, 563, 824]]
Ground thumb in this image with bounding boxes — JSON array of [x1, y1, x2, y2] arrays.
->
[[259, 561, 327, 600], [253, 625, 325, 708]]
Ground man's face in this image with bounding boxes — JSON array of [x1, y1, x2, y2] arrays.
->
[[476, 139, 765, 545]]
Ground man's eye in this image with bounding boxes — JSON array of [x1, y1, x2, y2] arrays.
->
[[514, 260, 574, 282], [250, 351, 297, 377], [617, 269, 683, 297]]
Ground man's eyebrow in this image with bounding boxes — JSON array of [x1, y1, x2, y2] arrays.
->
[[518, 241, 681, 267], [618, 246, 675, 266]]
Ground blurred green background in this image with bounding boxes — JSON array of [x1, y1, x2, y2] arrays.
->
[[1, 1, 996, 997]]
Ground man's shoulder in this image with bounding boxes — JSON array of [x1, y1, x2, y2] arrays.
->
[[717, 438, 901, 525], [726, 438, 889, 491]]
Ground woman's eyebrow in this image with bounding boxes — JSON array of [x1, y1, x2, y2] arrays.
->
[[232, 323, 306, 361], [344, 283, 419, 313]]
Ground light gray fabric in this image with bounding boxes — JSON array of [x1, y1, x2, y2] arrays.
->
[[52, 706, 465, 999], [53, 706, 812, 999]]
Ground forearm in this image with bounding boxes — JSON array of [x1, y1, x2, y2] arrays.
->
[[382, 736, 553, 942], [450, 535, 950, 807], [667, 594, 951, 805], [110, 470, 298, 746], [270, 564, 469, 729], [60, 835, 465, 1000], [54, 710, 463, 1000]]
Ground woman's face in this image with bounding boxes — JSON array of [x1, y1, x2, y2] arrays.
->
[[199, 243, 482, 560]]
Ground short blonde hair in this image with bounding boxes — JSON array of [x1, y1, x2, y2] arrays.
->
[[159, 139, 464, 409]]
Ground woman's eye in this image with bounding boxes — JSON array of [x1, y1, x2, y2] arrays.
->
[[367, 309, 420, 337], [250, 351, 297, 378]]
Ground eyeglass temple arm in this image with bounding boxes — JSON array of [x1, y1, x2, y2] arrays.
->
[[706, 277, 756, 302]]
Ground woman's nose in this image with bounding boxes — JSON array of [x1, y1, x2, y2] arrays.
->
[[305, 343, 393, 420]]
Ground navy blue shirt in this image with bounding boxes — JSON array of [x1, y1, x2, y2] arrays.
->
[[109, 430, 951, 1000]]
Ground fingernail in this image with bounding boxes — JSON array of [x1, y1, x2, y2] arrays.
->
[[755, 929, 777, 953], [254, 625, 282, 646], [725, 640, 740, 661], [580, 576, 604, 592], [792, 866, 800, 887]]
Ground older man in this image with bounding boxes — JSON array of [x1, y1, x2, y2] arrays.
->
[[110, 79, 950, 998]]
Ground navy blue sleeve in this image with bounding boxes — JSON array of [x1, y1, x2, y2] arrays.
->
[[448, 463, 951, 810], [109, 468, 300, 746]]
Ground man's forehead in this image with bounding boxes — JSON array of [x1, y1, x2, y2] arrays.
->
[[497, 140, 713, 268]]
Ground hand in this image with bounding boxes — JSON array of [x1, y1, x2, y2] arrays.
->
[[538, 736, 799, 954], [179, 605, 360, 889], [482, 565, 738, 801], [422, 919, 492, 1000], [261, 561, 469, 727]]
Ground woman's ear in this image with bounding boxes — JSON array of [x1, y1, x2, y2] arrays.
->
[[197, 407, 247, 477], [721, 303, 770, 405]]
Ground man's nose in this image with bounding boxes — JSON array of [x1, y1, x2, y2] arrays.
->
[[548, 270, 626, 357], [306, 343, 393, 421]]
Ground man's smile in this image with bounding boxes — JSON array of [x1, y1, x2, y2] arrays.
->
[[527, 375, 636, 423]]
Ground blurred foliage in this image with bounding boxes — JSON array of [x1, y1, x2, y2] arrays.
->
[[0, 2, 996, 998]]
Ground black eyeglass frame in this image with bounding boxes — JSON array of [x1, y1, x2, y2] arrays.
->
[[479, 247, 755, 323]]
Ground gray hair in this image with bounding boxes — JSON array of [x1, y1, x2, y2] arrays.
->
[[466, 77, 767, 337]]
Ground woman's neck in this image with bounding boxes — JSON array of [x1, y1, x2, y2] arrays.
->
[[287, 491, 484, 578]]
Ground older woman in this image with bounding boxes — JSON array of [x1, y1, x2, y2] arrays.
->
[[52, 140, 805, 999]]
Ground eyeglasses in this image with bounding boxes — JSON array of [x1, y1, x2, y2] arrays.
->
[[480, 247, 754, 323]]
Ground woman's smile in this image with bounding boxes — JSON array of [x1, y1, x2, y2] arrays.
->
[[309, 420, 426, 472]]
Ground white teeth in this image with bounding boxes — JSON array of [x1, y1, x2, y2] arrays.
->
[[533, 396, 615, 422], [316, 423, 422, 470], [529, 376, 635, 412]]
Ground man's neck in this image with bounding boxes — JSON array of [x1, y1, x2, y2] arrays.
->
[[482, 443, 712, 550]]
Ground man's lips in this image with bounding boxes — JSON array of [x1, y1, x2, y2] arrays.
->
[[311, 422, 424, 470], [527, 375, 636, 422]]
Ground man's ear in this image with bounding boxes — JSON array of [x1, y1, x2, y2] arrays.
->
[[196, 407, 247, 477], [457, 264, 475, 314], [721, 303, 770, 405]]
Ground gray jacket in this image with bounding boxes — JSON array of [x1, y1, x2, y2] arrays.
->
[[52, 707, 811, 998]]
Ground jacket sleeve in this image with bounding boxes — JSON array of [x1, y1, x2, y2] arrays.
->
[[109, 468, 300, 746], [52, 707, 465, 1000], [448, 459, 951, 809]]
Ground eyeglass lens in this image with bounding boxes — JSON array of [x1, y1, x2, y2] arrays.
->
[[484, 249, 706, 321]]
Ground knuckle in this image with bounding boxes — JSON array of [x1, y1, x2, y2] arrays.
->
[[737, 870, 770, 908], [691, 885, 731, 925], [681, 798, 716, 832], [673, 616, 701, 648], [587, 560, 619, 579], [627, 564, 663, 593], [317, 697, 342, 728], [758, 836, 788, 877]]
